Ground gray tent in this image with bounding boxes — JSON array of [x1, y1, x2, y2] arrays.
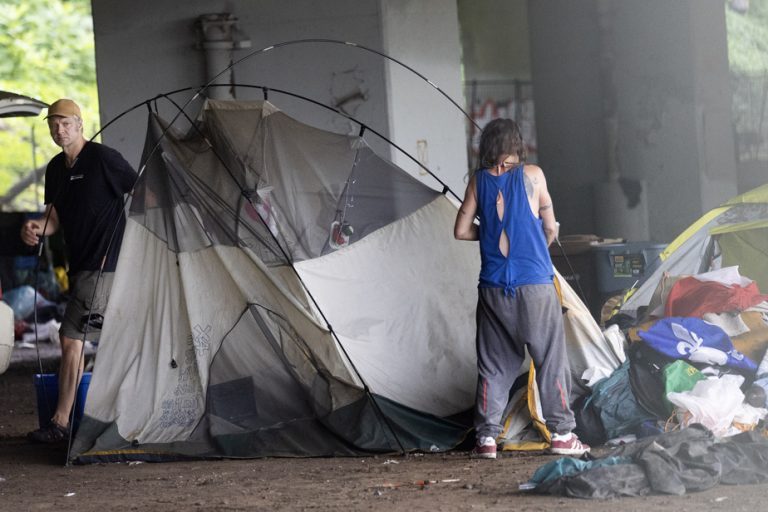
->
[[71, 99, 618, 462], [72, 99, 480, 461]]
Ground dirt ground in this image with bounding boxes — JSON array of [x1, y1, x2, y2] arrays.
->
[[3, 360, 768, 512]]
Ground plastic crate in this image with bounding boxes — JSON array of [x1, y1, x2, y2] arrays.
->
[[592, 242, 666, 294]]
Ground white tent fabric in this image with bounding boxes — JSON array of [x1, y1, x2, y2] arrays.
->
[[558, 268, 626, 398], [295, 196, 478, 417], [84, 220, 354, 446]]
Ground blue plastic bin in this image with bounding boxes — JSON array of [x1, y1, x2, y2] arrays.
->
[[592, 242, 666, 294], [34, 372, 91, 431]]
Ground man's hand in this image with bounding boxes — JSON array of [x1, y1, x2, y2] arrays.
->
[[21, 219, 43, 246], [20, 205, 59, 246]]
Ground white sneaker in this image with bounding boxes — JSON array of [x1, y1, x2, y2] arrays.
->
[[470, 436, 497, 459]]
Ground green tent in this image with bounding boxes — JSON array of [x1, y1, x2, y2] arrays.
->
[[621, 183, 768, 318]]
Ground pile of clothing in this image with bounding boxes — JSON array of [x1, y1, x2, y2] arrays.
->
[[530, 266, 768, 497], [573, 265, 768, 440], [529, 424, 768, 498]]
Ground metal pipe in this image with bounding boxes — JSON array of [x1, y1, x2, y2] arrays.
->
[[195, 13, 251, 100]]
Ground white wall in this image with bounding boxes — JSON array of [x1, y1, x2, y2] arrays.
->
[[379, 0, 468, 196], [91, 0, 467, 196]]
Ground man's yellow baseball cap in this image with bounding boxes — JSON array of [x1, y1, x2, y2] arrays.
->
[[45, 98, 81, 119]]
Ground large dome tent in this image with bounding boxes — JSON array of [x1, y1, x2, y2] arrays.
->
[[70, 95, 480, 461]]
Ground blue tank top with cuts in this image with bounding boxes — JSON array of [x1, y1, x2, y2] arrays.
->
[[475, 165, 554, 293]]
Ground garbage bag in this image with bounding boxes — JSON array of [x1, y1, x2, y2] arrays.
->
[[3, 285, 36, 320], [1, 285, 54, 321], [662, 360, 705, 414], [667, 375, 745, 437]]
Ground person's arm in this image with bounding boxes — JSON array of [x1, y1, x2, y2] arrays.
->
[[20, 204, 60, 247], [102, 145, 138, 197], [536, 169, 558, 247], [454, 175, 479, 241]]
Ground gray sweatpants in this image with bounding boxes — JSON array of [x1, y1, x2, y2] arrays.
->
[[474, 284, 576, 439]]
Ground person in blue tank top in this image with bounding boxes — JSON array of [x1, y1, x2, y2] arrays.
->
[[454, 118, 589, 459]]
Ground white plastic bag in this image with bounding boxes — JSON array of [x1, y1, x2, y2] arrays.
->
[[667, 374, 745, 437], [0, 301, 13, 374], [719, 403, 768, 437]]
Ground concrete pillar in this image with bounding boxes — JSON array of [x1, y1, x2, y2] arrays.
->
[[528, 0, 606, 236], [528, 0, 737, 242], [379, 0, 468, 196]]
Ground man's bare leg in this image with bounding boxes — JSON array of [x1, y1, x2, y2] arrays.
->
[[52, 334, 85, 429]]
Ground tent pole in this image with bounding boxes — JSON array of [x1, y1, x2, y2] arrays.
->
[[71, 74, 470, 459]]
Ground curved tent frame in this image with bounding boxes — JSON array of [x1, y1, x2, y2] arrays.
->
[[64, 83, 478, 463]]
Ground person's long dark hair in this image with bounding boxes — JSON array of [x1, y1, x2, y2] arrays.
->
[[477, 118, 527, 170]]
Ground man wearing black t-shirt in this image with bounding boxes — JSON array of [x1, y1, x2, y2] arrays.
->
[[20, 99, 136, 443]]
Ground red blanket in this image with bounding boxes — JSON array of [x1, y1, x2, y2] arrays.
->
[[665, 277, 768, 318]]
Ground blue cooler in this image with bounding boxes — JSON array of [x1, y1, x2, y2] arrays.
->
[[592, 242, 666, 295], [34, 372, 91, 431]]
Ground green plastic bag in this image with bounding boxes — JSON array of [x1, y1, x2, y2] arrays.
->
[[663, 360, 705, 414]]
